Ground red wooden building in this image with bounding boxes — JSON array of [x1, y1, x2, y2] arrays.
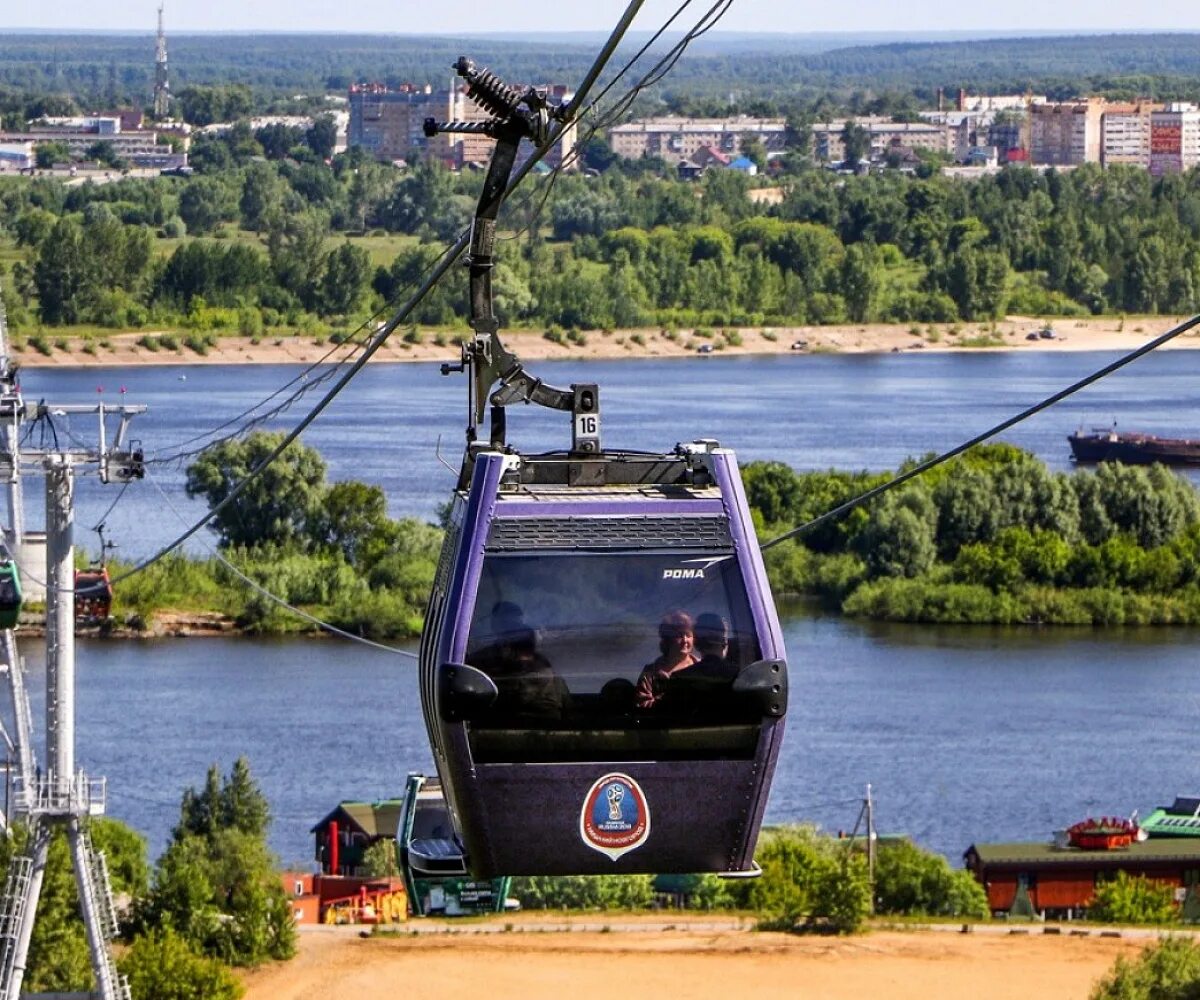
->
[[964, 838, 1200, 919]]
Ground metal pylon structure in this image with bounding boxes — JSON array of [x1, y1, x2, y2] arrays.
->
[[0, 295, 144, 1000], [153, 4, 170, 120]]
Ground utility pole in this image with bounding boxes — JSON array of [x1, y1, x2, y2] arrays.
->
[[865, 783, 876, 914], [843, 783, 878, 915], [0, 337, 144, 1000]]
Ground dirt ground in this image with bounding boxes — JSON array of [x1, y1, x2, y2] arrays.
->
[[239, 921, 1153, 1000], [14, 315, 1200, 369]]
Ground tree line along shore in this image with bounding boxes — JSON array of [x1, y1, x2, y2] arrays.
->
[[50, 435, 1200, 639], [7, 147, 1200, 353]]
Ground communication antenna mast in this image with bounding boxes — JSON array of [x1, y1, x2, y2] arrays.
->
[[153, 4, 170, 120], [0, 343, 145, 1000]]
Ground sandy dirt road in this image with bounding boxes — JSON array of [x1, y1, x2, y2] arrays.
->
[[240, 922, 1151, 1000]]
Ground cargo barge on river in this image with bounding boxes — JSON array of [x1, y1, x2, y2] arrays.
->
[[1068, 425, 1200, 465]]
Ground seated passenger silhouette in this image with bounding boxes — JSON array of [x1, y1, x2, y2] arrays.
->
[[674, 612, 738, 721], [470, 601, 569, 723], [634, 610, 698, 712]]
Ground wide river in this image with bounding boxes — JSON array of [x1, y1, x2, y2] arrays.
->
[[12, 349, 1200, 866]]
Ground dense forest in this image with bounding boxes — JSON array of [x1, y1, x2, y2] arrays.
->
[[5, 142, 1200, 340], [8, 32, 1200, 120]]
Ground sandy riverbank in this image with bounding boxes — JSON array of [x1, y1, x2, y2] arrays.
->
[[11, 316, 1200, 369], [239, 921, 1151, 1000]]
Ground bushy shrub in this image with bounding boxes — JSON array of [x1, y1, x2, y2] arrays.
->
[[120, 929, 243, 1000], [1089, 872, 1179, 925], [873, 839, 989, 918], [1091, 937, 1200, 1000], [510, 874, 655, 910], [746, 826, 870, 933], [184, 333, 217, 356]]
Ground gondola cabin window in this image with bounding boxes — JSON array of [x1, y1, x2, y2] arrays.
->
[[463, 550, 762, 762]]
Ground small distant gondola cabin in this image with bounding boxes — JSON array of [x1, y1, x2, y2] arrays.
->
[[964, 839, 1200, 920], [311, 800, 403, 876]]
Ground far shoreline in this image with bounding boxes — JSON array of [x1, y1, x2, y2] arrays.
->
[[9, 315, 1199, 369]]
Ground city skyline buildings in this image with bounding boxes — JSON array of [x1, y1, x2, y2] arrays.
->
[[6, 0, 1200, 34]]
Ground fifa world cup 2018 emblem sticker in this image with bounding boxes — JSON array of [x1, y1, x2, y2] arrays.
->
[[579, 773, 650, 861]]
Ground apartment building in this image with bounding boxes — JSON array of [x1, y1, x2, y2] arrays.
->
[[1029, 99, 1104, 165], [347, 84, 454, 163], [810, 118, 947, 163], [1149, 103, 1200, 176], [1100, 102, 1156, 166], [608, 116, 787, 164], [349, 82, 578, 169], [450, 83, 579, 173]]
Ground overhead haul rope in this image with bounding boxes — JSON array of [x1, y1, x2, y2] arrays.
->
[[105, 0, 651, 588], [761, 313, 1200, 551], [504, 0, 735, 242], [148, 241, 462, 465], [150, 0, 729, 467]]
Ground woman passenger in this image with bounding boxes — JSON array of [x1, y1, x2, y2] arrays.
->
[[634, 610, 697, 711]]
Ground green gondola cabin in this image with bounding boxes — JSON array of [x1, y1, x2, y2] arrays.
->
[[0, 559, 22, 630]]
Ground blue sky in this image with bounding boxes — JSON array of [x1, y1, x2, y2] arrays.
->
[[6, 0, 1200, 33]]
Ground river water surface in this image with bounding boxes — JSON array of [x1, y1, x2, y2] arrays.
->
[[12, 350, 1200, 865]]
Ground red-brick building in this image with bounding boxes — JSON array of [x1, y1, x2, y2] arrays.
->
[[964, 839, 1200, 919]]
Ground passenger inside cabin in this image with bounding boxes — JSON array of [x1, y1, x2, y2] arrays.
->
[[635, 611, 740, 720], [634, 610, 698, 712], [469, 601, 570, 723], [675, 612, 739, 719]]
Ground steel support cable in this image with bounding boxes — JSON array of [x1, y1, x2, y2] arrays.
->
[[105, 0, 650, 589], [761, 312, 1200, 551], [504, 0, 735, 242], [147, 246, 459, 465], [144, 468, 417, 658], [154, 2, 704, 464]]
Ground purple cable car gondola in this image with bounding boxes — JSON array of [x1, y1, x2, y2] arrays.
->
[[420, 443, 787, 876], [417, 59, 788, 877]]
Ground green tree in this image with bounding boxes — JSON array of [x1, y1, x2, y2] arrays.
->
[[239, 162, 286, 232], [34, 141, 70, 168], [319, 242, 371, 316], [305, 115, 338, 160], [841, 121, 869, 169], [268, 210, 328, 310], [853, 487, 937, 579], [307, 480, 392, 567], [185, 431, 328, 548], [85, 140, 127, 169], [360, 839, 400, 878], [747, 826, 870, 933], [839, 243, 878, 322], [1089, 872, 1179, 925], [873, 839, 989, 918], [134, 759, 295, 967], [178, 177, 238, 236], [120, 928, 244, 1000], [33, 218, 88, 324]]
